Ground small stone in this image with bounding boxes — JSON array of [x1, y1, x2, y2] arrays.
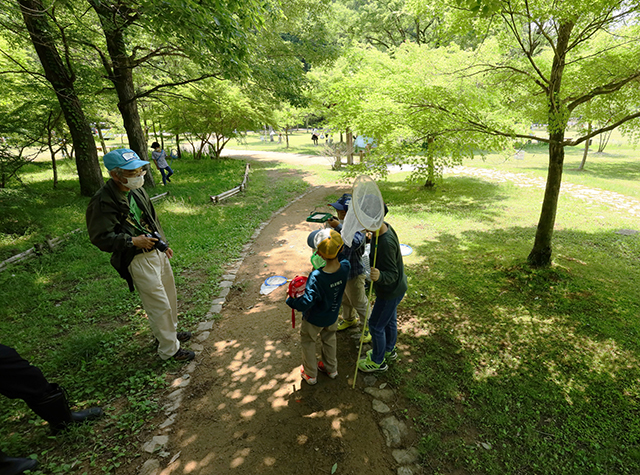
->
[[185, 361, 197, 373], [372, 399, 391, 414], [196, 331, 210, 342], [379, 383, 387, 389], [139, 459, 160, 475], [158, 414, 177, 429], [169, 451, 181, 465], [211, 298, 226, 305], [171, 377, 190, 388], [379, 416, 409, 448], [364, 387, 396, 402], [363, 375, 377, 387], [157, 451, 170, 458], [142, 435, 169, 453], [397, 467, 414, 475], [392, 447, 420, 464], [481, 441, 492, 450], [219, 288, 230, 298], [164, 400, 181, 414], [208, 304, 223, 315], [197, 321, 214, 332], [222, 274, 236, 281], [167, 388, 184, 400], [191, 343, 204, 353], [220, 281, 234, 288]]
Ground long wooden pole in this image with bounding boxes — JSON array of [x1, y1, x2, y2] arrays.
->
[[352, 228, 380, 389]]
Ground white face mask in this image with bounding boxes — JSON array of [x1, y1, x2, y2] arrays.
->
[[122, 172, 145, 190]]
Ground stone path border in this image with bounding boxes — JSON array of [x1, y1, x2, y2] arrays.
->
[[138, 183, 422, 475], [448, 166, 640, 217], [139, 185, 324, 471]]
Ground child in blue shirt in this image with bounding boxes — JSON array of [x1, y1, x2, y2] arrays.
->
[[286, 229, 351, 385]]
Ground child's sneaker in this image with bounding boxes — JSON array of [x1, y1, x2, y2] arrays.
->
[[385, 348, 398, 361], [317, 361, 338, 379], [366, 348, 398, 363], [300, 367, 317, 385], [357, 354, 388, 373], [360, 327, 372, 343], [337, 318, 358, 331]]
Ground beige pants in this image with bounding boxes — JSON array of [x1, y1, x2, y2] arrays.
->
[[128, 250, 179, 360], [341, 273, 369, 323], [300, 319, 339, 378]]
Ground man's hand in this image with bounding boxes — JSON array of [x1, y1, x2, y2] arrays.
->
[[165, 248, 174, 259], [327, 217, 339, 229], [370, 268, 380, 281], [132, 234, 157, 250]]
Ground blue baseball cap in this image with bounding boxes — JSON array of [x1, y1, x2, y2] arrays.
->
[[103, 148, 149, 171], [328, 193, 352, 211]]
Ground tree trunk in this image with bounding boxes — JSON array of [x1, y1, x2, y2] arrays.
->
[[578, 122, 591, 171], [176, 134, 181, 158], [97, 126, 108, 156], [286, 128, 290, 148], [425, 136, 435, 188], [528, 138, 564, 267], [88, 0, 155, 187], [19, 0, 103, 197], [527, 21, 573, 268]]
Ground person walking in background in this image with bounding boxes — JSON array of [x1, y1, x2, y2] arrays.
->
[[150, 142, 174, 186], [86, 149, 194, 362]]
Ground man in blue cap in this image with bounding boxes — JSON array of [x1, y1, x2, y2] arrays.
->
[[86, 149, 194, 362]]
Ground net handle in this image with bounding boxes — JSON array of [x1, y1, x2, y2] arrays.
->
[[352, 228, 380, 389]]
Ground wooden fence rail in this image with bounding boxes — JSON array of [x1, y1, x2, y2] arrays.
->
[[210, 163, 251, 203], [0, 191, 171, 272]]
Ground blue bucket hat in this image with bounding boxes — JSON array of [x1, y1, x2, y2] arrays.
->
[[103, 148, 149, 171]]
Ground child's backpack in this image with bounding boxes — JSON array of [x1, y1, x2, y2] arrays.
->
[[287, 276, 308, 328]]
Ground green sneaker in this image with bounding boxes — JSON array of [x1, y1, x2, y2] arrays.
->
[[337, 318, 358, 331], [385, 348, 398, 361], [366, 348, 397, 362], [357, 354, 388, 373], [360, 328, 372, 343]]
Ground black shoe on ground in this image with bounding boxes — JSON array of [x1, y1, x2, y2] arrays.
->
[[71, 406, 104, 424], [0, 456, 38, 475], [173, 348, 195, 362], [177, 331, 191, 342]]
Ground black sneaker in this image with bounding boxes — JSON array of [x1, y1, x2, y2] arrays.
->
[[172, 348, 195, 362], [177, 331, 191, 342]]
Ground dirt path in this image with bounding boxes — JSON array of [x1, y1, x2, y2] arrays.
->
[[139, 150, 639, 475], [152, 161, 415, 474]]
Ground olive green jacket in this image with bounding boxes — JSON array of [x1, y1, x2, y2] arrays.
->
[[86, 179, 165, 291]]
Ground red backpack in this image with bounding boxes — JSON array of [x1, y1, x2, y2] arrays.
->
[[287, 276, 308, 328]]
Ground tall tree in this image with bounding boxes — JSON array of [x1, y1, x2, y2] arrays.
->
[[326, 0, 640, 267], [82, 0, 269, 186], [10, 0, 104, 196]]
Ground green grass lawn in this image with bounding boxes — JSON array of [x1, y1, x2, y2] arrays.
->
[[0, 156, 310, 473], [380, 172, 640, 474], [463, 136, 640, 200], [2, 138, 640, 474]]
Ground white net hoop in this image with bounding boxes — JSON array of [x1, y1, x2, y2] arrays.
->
[[351, 175, 385, 232]]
